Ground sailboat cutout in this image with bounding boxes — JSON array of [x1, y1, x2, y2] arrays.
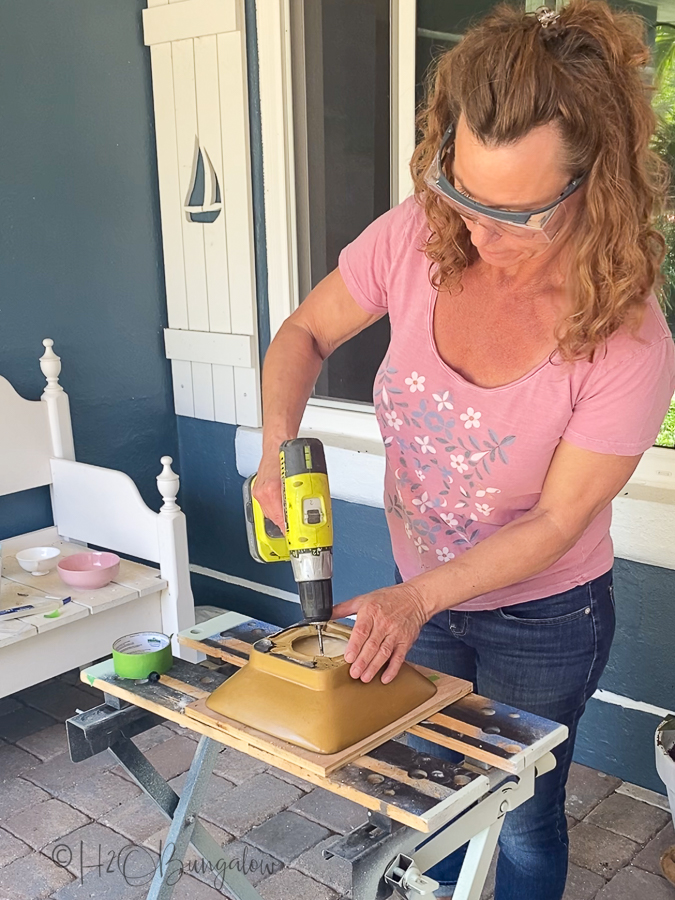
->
[[185, 145, 222, 224]]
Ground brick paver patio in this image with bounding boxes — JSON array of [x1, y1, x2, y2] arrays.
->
[[0, 668, 673, 900]]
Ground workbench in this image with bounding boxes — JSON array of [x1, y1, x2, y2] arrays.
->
[[67, 612, 568, 900]]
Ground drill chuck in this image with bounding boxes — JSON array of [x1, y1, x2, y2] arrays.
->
[[298, 580, 333, 623]]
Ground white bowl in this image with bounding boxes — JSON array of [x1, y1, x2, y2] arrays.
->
[[15, 547, 61, 576]]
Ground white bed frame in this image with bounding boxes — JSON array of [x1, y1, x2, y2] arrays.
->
[[0, 339, 195, 697]]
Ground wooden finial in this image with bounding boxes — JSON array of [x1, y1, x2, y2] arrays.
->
[[157, 456, 181, 513], [40, 338, 63, 394]]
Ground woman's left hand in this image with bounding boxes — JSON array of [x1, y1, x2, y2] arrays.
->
[[331, 583, 431, 684]]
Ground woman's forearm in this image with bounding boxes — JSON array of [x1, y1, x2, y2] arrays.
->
[[410, 507, 581, 616], [261, 319, 324, 452]]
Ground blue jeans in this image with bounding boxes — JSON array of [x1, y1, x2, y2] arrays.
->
[[402, 569, 615, 900]]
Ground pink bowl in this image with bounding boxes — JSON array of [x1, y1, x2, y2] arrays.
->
[[57, 552, 121, 590]]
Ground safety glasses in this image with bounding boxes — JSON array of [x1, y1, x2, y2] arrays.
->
[[424, 124, 586, 243]]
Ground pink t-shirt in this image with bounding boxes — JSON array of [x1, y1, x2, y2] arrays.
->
[[339, 196, 675, 610]]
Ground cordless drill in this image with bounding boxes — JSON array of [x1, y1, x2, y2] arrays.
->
[[243, 437, 333, 653]]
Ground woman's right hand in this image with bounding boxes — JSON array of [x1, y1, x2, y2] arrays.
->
[[251, 451, 286, 531]]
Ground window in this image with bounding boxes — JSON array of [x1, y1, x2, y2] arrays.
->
[[289, 0, 512, 405], [290, 0, 392, 404]]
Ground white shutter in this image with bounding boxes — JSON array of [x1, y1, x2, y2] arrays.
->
[[143, 0, 260, 426]]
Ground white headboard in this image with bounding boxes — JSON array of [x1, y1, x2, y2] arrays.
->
[[0, 339, 75, 497]]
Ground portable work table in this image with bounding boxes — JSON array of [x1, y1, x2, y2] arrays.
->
[[67, 612, 567, 900]]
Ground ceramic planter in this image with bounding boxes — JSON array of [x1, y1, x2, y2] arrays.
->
[[205, 621, 437, 754]]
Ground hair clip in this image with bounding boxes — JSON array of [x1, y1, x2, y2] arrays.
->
[[535, 6, 565, 39], [535, 6, 560, 29]]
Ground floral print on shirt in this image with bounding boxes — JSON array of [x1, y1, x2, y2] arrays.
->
[[374, 356, 516, 562]]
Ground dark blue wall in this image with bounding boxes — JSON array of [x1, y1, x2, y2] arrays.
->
[[576, 558, 675, 792], [0, 0, 176, 541]]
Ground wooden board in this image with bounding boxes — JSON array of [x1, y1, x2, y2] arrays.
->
[[183, 664, 472, 777], [81, 657, 488, 833]]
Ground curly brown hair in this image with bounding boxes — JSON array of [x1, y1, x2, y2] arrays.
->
[[411, 0, 668, 360]]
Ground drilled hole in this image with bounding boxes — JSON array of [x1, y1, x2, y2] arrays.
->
[[508, 712, 520, 719], [409, 769, 427, 780], [430, 770, 445, 779], [480, 708, 496, 716], [504, 744, 521, 754], [190, 629, 200, 634], [420, 756, 432, 763], [383, 789, 396, 796], [485, 726, 501, 735], [454, 774, 471, 786], [200, 676, 214, 685], [367, 773, 384, 785]]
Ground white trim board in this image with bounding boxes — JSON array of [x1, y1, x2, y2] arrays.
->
[[190, 563, 300, 605], [591, 689, 674, 721], [164, 329, 255, 368], [235, 426, 675, 570], [143, 0, 237, 46]]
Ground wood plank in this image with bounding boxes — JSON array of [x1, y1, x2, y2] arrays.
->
[[148, 42, 189, 330], [80, 658, 485, 832], [212, 364, 236, 424], [217, 31, 256, 336], [191, 362, 215, 421], [111, 560, 167, 598], [164, 329, 254, 368], [429, 710, 527, 755], [179, 635, 250, 668], [184, 665, 471, 777], [408, 719, 523, 775], [357, 740, 480, 799], [172, 38, 210, 332], [194, 34, 231, 334], [446, 694, 569, 775], [1, 578, 52, 612], [0, 590, 38, 647], [19, 599, 90, 634], [171, 359, 195, 417], [160, 673, 209, 700], [143, 0, 237, 46]]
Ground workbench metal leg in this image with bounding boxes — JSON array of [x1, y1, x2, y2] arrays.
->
[[452, 819, 503, 900], [143, 735, 263, 900], [111, 733, 263, 900]]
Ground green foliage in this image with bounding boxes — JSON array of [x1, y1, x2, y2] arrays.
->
[[656, 396, 675, 448], [649, 27, 675, 446]]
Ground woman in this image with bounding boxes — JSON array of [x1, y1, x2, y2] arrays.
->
[[254, 3, 675, 898]]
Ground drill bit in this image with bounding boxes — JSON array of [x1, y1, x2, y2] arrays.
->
[[317, 623, 325, 656]]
